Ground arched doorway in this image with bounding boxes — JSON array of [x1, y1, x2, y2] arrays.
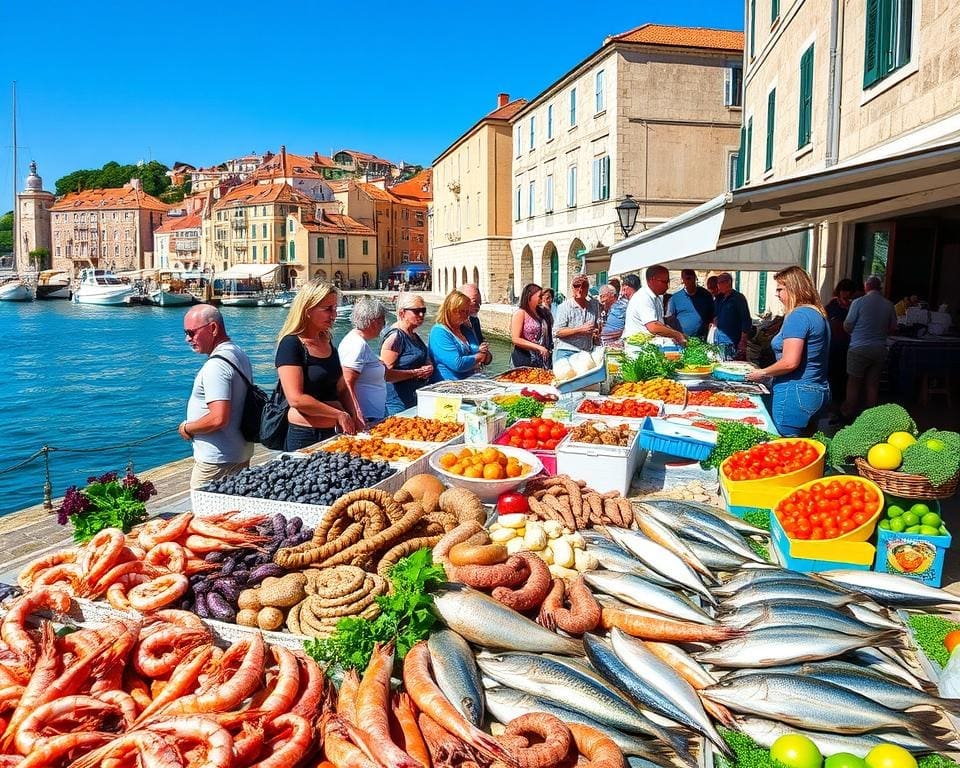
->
[[472, 266, 479, 288], [567, 238, 586, 294], [519, 245, 534, 291], [314, 269, 327, 281], [541, 242, 559, 295], [452, 267, 458, 290], [361, 271, 370, 288], [461, 266, 468, 286], [443, 267, 449, 294]]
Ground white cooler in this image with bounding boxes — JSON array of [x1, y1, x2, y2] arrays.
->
[[554, 426, 643, 496]]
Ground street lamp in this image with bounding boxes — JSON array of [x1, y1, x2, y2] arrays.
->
[[615, 195, 640, 238]]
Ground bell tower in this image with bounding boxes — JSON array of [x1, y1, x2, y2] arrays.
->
[[17, 161, 55, 272]]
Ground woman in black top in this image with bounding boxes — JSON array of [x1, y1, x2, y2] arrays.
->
[[275, 279, 362, 451]]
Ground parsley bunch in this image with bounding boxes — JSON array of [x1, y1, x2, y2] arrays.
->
[[59, 471, 156, 543], [304, 548, 446, 674]]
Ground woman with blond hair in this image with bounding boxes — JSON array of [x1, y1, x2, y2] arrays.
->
[[746, 266, 831, 436], [427, 290, 488, 381], [274, 279, 362, 451], [380, 292, 434, 415]]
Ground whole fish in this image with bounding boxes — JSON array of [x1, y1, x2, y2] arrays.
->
[[647, 498, 769, 535], [712, 567, 816, 597], [722, 600, 893, 637], [632, 506, 716, 582], [484, 687, 676, 765], [641, 499, 767, 562], [695, 626, 905, 668], [720, 581, 863, 610], [702, 673, 949, 746], [587, 544, 677, 587], [605, 527, 716, 605], [846, 603, 905, 631], [732, 716, 938, 756], [848, 647, 938, 694], [818, 570, 960, 609], [432, 584, 582, 655], [686, 539, 752, 573], [427, 629, 485, 726], [584, 571, 716, 626], [797, 661, 960, 716], [610, 627, 732, 757]]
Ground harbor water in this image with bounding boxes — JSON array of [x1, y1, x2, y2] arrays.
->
[[0, 300, 514, 515]]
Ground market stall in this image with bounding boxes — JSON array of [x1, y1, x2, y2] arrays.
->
[[4, 340, 960, 768]]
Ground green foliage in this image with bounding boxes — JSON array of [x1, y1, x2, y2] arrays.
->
[[503, 396, 545, 422], [701, 419, 774, 470], [304, 548, 446, 674], [901, 429, 960, 486], [620, 343, 677, 382], [28, 248, 50, 270], [680, 337, 721, 368], [826, 404, 916, 468], [56, 160, 171, 198], [60, 471, 156, 543], [0, 211, 12, 255]]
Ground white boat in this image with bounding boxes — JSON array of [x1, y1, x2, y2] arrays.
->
[[149, 289, 195, 307], [257, 290, 294, 307], [221, 294, 262, 307], [35, 269, 72, 300], [72, 268, 136, 306], [0, 278, 32, 302]]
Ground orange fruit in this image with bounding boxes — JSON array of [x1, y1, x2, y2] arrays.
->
[[439, 453, 457, 469], [464, 466, 483, 479], [506, 464, 522, 478], [458, 448, 474, 460], [497, 454, 509, 466], [945, 630, 960, 654], [449, 463, 465, 476], [483, 463, 505, 480], [481, 447, 500, 464]]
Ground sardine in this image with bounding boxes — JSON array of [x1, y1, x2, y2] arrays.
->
[[848, 647, 938, 694], [818, 569, 960, 609], [712, 567, 816, 597], [723, 600, 894, 637], [427, 628, 485, 726], [432, 584, 582, 655], [641, 497, 768, 535], [702, 673, 949, 747], [605, 527, 716, 606], [720, 581, 863, 610], [846, 603, 904, 631], [695, 626, 905, 668], [686, 539, 752, 573], [633, 506, 717, 582], [587, 544, 677, 587], [641, 499, 767, 562], [584, 571, 716, 626], [733, 716, 938, 756], [610, 627, 732, 757]]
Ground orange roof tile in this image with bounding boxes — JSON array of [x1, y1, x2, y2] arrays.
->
[[213, 181, 315, 210], [390, 169, 433, 202], [154, 212, 201, 234], [302, 210, 377, 237], [253, 147, 325, 180], [311, 152, 337, 168], [328, 181, 351, 194], [336, 150, 395, 166], [607, 23, 743, 51], [51, 185, 169, 213], [358, 183, 397, 203]]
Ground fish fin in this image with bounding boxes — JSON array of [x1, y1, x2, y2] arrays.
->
[[924, 697, 960, 718], [906, 709, 956, 750], [873, 629, 910, 651]]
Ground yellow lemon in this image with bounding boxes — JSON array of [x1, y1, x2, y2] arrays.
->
[[867, 442, 903, 471], [887, 431, 916, 451]]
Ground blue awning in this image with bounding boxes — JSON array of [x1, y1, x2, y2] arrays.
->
[[383, 262, 430, 278]]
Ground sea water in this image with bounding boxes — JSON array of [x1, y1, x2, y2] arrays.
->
[[0, 301, 513, 515]]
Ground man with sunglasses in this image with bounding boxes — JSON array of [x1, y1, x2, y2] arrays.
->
[[180, 304, 254, 488], [461, 284, 493, 366]]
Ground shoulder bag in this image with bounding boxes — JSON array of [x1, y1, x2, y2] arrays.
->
[[258, 340, 308, 451], [210, 355, 268, 444]]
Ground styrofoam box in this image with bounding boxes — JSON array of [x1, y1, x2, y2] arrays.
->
[[555, 424, 643, 495], [572, 393, 665, 429], [416, 380, 507, 418]]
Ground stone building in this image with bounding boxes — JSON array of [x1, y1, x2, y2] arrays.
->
[[286, 206, 377, 289], [152, 212, 201, 270], [16, 161, 55, 272]]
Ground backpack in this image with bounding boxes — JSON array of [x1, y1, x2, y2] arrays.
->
[[255, 338, 310, 450], [210, 354, 268, 444]]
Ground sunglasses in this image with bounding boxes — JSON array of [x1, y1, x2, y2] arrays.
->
[[573, 283, 589, 289], [404, 307, 427, 316], [184, 324, 209, 339]]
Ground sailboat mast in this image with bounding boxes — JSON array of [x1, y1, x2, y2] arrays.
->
[[11, 81, 17, 275]]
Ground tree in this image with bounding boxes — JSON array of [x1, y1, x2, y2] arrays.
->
[[0, 211, 12, 255], [29, 247, 50, 270], [55, 160, 172, 198]]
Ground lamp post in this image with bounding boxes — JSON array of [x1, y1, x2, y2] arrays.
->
[[615, 194, 640, 238]]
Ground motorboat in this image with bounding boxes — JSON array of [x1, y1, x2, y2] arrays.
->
[[218, 276, 264, 307], [257, 290, 295, 307], [148, 271, 197, 306], [72, 268, 136, 306], [35, 269, 72, 300], [0, 277, 32, 302]]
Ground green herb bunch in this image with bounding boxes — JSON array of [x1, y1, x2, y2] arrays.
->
[[504, 396, 545, 422], [680, 337, 721, 368], [58, 471, 156, 543], [620, 343, 677, 382], [304, 548, 446, 674], [701, 420, 774, 470]]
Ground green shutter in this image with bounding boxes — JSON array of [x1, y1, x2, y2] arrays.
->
[[745, 118, 753, 181], [765, 89, 776, 172], [758, 271, 768, 313], [318, 239, 324, 259], [863, 0, 883, 86], [750, 0, 756, 57], [772, 0, 780, 21], [736, 126, 746, 187], [798, 45, 814, 148]]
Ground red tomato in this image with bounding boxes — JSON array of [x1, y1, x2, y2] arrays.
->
[[544, 439, 559, 450], [522, 439, 537, 450], [537, 425, 551, 440], [550, 426, 565, 439], [497, 492, 529, 514]]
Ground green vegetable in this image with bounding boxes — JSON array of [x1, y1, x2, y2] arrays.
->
[[681, 337, 720, 368], [908, 613, 960, 668], [701, 419, 774, 470], [826, 404, 917, 469], [304, 548, 446, 674], [901, 429, 960, 486], [918, 755, 960, 768], [770, 733, 823, 768], [620, 343, 677, 382], [503, 396, 545, 422], [742, 509, 772, 531]]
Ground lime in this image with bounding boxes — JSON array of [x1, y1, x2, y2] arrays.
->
[[919, 525, 942, 536], [771, 734, 823, 768], [906, 525, 922, 534], [941, 526, 949, 536], [889, 517, 907, 532], [878, 519, 891, 530], [926, 438, 946, 452], [901, 511, 920, 527], [826, 754, 868, 768], [867, 443, 903, 471], [910, 503, 932, 517], [864, 744, 917, 768], [886, 505, 905, 519], [920, 512, 941, 527], [887, 432, 917, 451]]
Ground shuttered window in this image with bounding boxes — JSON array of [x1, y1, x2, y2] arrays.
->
[[745, 118, 753, 182], [749, 0, 756, 58], [772, 0, 780, 22], [864, 0, 913, 87], [765, 89, 776, 172], [798, 45, 814, 148], [735, 126, 746, 187]]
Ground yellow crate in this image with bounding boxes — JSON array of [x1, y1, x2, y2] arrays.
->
[[772, 475, 885, 543], [720, 438, 826, 510]]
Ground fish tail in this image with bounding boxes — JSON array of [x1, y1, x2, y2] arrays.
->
[[873, 629, 909, 650], [906, 708, 956, 749]]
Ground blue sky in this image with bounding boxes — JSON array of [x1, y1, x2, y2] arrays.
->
[[0, 0, 742, 211]]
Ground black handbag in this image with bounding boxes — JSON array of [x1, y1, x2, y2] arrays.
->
[[257, 339, 309, 450], [211, 355, 268, 443]]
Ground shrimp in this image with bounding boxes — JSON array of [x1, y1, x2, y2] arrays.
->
[[183, 534, 264, 554], [142, 609, 207, 634], [0, 686, 24, 734], [403, 641, 516, 767], [66, 730, 183, 768], [127, 574, 189, 612], [145, 716, 234, 768], [29, 563, 83, 594], [85, 561, 164, 599], [1, 623, 61, 750], [95, 690, 139, 729], [81, 528, 127, 590], [106, 572, 152, 612], [336, 668, 360, 724], [417, 712, 478, 768], [144, 542, 188, 574], [250, 713, 313, 768], [252, 645, 300, 720], [319, 713, 379, 768], [16, 732, 113, 768], [391, 692, 432, 768], [17, 550, 78, 590], [567, 723, 625, 768], [15, 695, 121, 755], [135, 628, 210, 678], [132, 645, 212, 726], [123, 668, 153, 713], [163, 633, 264, 716], [137, 512, 193, 551], [187, 517, 270, 545], [289, 650, 326, 721], [1, 588, 71, 668], [357, 642, 423, 768]]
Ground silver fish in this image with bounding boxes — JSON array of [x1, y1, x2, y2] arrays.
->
[[427, 628, 485, 726], [712, 567, 816, 596], [605, 527, 716, 605], [610, 627, 731, 757], [641, 499, 767, 562], [720, 581, 863, 610], [587, 544, 677, 587], [633, 506, 717, 582], [732, 716, 938, 756], [686, 539, 752, 573], [723, 600, 894, 637], [432, 584, 582, 655], [702, 673, 949, 746], [818, 570, 960, 608], [584, 570, 716, 625], [846, 603, 905, 631], [641, 497, 768, 535], [848, 648, 941, 694], [695, 626, 905, 668]]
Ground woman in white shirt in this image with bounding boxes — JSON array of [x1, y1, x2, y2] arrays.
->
[[338, 297, 388, 428]]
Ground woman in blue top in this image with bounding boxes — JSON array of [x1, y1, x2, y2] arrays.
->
[[427, 290, 488, 380], [746, 266, 831, 436], [379, 293, 434, 415]]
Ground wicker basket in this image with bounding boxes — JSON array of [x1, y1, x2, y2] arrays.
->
[[853, 457, 960, 500]]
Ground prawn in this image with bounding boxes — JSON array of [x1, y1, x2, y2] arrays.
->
[[29, 563, 83, 594], [250, 645, 300, 719], [163, 632, 264, 716], [127, 573, 189, 612], [144, 542, 188, 574], [417, 712, 478, 768], [132, 645, 212, 726], [136, 512, 193, 551], [84, 561, 164, 599], [14, 695, 121, 755], [66, 730, 183, 768], [142, 609, 207, 634], [134, 627, 210, 678], [17, 550, 78, 590], [391, 692, 432, 768], [0, 588, 71, 668], [250, 712, 313, 768], [336, 668, 360, 724], [356, 642, 423, 768], [187, 517, 270, 545], [105, 572, 151, 612], [319, 713, 379, 768], [1, 623, 61, 750], [567, 722, 625, 768], [95, 690, 139, 729], [145, 716, 234, 768], [80, 528, 127, 590], [289, 650, 326, 721], [15, 732, 113, 768]]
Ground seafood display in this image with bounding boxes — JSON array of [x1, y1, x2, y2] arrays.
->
[[495, 367, 557, 386]]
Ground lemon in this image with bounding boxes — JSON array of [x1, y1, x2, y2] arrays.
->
[[887, 431, 916, 451], [867, 442, 903, 470]]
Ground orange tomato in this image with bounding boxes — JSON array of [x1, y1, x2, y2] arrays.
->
[[945, 630, 960, 654]]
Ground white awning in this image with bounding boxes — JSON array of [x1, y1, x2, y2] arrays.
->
[[608, 130, 960, 275], [216, 263, 281, 279]]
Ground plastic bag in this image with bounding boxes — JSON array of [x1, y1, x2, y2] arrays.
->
[[939, 646, 960, 698]]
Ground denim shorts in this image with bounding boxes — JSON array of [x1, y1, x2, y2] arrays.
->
[[284, 424, 336, 452], [772, 380, 831, 436]]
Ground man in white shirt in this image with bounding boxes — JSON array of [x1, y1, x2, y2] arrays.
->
[[621, 264, 687, 346]]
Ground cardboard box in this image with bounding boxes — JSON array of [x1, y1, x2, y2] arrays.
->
[[874, 500, 950, 587]]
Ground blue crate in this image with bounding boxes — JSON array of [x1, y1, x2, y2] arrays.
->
[[638, 416, 716, 461]]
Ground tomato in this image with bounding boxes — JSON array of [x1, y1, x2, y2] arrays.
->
[[497, 491, 529, 514], [522, 439, 537, 450], [544, 439, 558, 450], [537, 425, 551, 439], [509, 436, 522, 447], [864, 744, 917, 768], [529, 418, 542, 428], [550, 426, 565, 439], [945, 629, 960, 654], [770, 734, 822, 768]]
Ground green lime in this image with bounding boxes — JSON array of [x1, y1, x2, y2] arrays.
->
[[919, 525, 942, 536], [901, 512, 920, 527], [910, 503, 931, 517], [920, 512, 942, 527], [771, 734, 823, 768], [886, 505, 905, 518], [878, 519, 891, 530], [889, 517, 907, 532], [826, 754, 868, 768], [906, 525, 922, 534]]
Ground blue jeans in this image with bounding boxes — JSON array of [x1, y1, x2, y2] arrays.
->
[[553, 347, 583, 363], [772, 380, 830, 436], [284, 424, 336, 452]]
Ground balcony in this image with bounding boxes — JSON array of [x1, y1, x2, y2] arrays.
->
[[176, 238, 199, 252]]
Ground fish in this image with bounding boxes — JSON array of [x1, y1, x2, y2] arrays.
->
[[817, 570, 960, 609], [641, 499, 768, 562], [732, 716, 939, 756], [720, 581, 864, 610], [427, 628, 485, 726], [586, 544, 677, 587], [583, 571, 716, 626], [604, 527, 716, 605], [847, 648, 941, 694], [484, 687, 676, 765], [599, 600, 745, 644], [712, 567, 817, 597], [609, 627, 732, 757], [701, 673, 949, 747], [722, 600, 897, 637], [633, 506, 717, 582], [641, 497, 769, 536], [846, 603, 905, 631], [432, 584, 582, 655], [685, 539, 753, 573], [695, 626, 905, 668]]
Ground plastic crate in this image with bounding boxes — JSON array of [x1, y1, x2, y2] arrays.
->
[[638, 416, 717, 461], [769, 512, 875, 573], [874, 498, 950, 587], [494, 420, 561, 475]]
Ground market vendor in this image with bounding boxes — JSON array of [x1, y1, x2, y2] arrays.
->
[[746, 266, 830, 436], [552, 275, 601, 362], [621, 264, 687, 347]]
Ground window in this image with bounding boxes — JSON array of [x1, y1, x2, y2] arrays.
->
[[798, 44, 814, 148], [863, 0, 912, 87], [765, 89, 776, 172], [545, 174, 554, 214], [528, 180, 536, 218], [567, 165, 577, 207], [514, 185, 521, 221], [595, 70, 605, 113], [252, 245, 258, 260], [514, 126, 521, 157], [337, 239, 346, 259], [264, 245, 269, 259], [745, 117, 753, 182], [591, 156, 610, 201], [547, 105, 554, 139], [250, 224, 256, 239], [362, 239, 369, 255], [772, 0, 780, 23], [415, 211, 424, 226], [724, 65, 743, 107], [750, 0, 756, 57], [262, 224, 267, 237], [569, 88, 577, 126], [289, 220, 295, 233], [529, 116, 536, 151], [280, 223, 286, 237], [288, 241, 295, 261], [317, 239, 325, 260], [728, 152, 740, 190]]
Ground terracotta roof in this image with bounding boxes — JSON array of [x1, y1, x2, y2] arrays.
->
[[302, 210, 377, 237], [486, 98, 528, 121], [607, 23, 743, 51], [213, 181, 315, 210], [154, 212, 201, 234], [328, 180, 351, 194], [358, 183, 397, 203], [311, 152, 337, 168], [253, 147, 324, 180], [51, 184, 169, 213], [336, 149, 395, 167], [389, 169, 433, 202]]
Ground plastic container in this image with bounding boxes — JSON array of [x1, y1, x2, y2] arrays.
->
[[573, 394, 664, 428], [769, 512, 875, 573], [874, 498, 950, 586], [428, 444, 543, 503], [494, 418, 569, 476], [719, 438, 826, 510], [771, 475, 885, 542], [638, 416, 717, 461], [555, 427, 643, 496]]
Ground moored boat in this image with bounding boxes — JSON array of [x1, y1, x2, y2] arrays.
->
[[35, 269, 72, 300], [149, 289, 196, 307], [0, 278, 32, 302], [72, 268, 136, 306]]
